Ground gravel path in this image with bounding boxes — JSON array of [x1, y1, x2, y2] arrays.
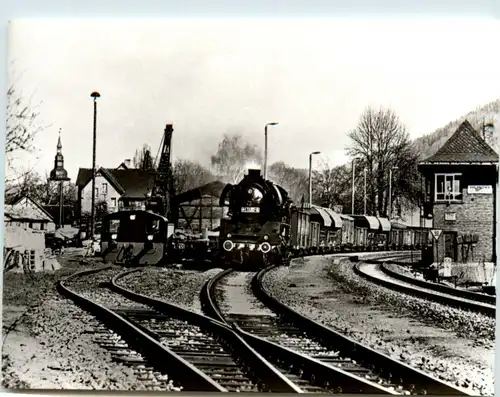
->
[[217, 271, 274, 316], [117, 267, 223, 313], [262, 255, 494, 396]]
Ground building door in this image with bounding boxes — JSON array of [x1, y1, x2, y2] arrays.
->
[[443, 232, 457, 261]]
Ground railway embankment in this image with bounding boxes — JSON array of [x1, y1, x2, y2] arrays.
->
[[262, 254, 494, 396]]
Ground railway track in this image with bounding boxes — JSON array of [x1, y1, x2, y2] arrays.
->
[[202, 255, 471, 395], [59, 266, 300, 392], [58, 266, 226, 391], [378, 259, 495, 304], [354, 259, 496, 317], [109, 268, 302, 393]]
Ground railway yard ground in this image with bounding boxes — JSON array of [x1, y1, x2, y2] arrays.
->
[[263, 256, 495, 395], [1, 249, 496, 395]]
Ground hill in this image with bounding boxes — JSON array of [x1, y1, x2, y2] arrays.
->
[[413, 99, 500, 160]]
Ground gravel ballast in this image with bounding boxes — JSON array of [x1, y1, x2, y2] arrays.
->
[[117, 267, 223, 313], [262, 255, 494, 396], [2, 255, 156, 390]]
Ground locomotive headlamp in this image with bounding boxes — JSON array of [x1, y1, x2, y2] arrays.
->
[[147, 235, 154, 241], [226, 233, 232, 238], [247, 188, 253, 194], [111, 234, 117, 240], [223, 240, 234, 252], [260, 242, 271, 253], [263, 234, 269, 241], [129, 214, 136, 220]]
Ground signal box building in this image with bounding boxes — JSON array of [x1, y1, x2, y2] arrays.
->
[[418, 120, 498, 264]]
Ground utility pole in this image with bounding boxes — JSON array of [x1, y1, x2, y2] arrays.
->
[[351, 159, 357, 214], [308, 151, 321, 206], [363, 168, 367, 215], [90, 91, 100, 239]]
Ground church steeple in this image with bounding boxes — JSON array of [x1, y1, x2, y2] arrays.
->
[[57, 129, 62, 154], [50, 129, 70, 181]]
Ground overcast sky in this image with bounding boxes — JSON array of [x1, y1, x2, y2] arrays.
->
[[7, 18, 500, 181]]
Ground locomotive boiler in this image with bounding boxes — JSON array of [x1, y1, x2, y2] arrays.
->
[[218, 169, 293, 268]]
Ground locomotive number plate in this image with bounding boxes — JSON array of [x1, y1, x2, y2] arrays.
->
[[241, 207, 260, 213]]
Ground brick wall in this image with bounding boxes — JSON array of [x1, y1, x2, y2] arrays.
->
[[433, 188, 495, 262]]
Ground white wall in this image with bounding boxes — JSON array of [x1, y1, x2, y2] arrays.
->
[[81, 172, 121, 213]]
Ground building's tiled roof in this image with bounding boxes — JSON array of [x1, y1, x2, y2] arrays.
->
[[4, 204, 53, 222], [76, 167, 155, 198], [172, 181, 227, 204], [421, 120, 499, 164]]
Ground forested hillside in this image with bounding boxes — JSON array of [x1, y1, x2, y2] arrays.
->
[[413, 99, 500, 159]]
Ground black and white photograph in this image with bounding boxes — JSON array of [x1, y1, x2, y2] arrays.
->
[[2, 18, 498, 394]]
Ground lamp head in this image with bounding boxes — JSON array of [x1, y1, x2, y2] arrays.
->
[[90, 91, 101, 99], [266, 122, 279, 126]]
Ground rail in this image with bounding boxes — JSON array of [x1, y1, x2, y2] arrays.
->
[[57, 266, 226, 392], [254, 260, 470, 396], [111, 268, 302, 393], [376, 260, 496, 305], [354, 262, 495, 317]]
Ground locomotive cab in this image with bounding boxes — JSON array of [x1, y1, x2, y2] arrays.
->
[[100, 210, 173, 266]]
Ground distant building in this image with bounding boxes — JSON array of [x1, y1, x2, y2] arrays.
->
[[171, 181, 228, 233], [75, 160, 155, 221], [4, 196, 56, 232], [418, 120, 498, 264]]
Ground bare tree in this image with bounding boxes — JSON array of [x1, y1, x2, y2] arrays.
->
[[173, 159, 215, 194], [133, 144, 156, 170], [4, 168, 42, 203], [312, 162, 351, 209], [346, 107, 421, 217], [6, 79, 48, 180], [210, 134, 262, 184], [268, 161, 308, 205], [4, 169, 78, 207]]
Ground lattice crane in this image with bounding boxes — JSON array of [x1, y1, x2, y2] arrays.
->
[[146, 124, 175, 219]]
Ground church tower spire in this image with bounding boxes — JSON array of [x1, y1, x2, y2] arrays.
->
[[50, 128, 69, 181]]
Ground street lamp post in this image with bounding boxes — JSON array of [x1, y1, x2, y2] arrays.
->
[[308, 151, 321, 206], [388, 166, 399, 219], [364, 168, 367, 215], [351, 158, 359, 214], [90, 91, 100, 239], [264, 122, 279, 179]]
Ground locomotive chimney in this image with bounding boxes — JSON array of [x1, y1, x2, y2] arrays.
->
[[124, 159, 131, 168], [248, 169, 261, 178]]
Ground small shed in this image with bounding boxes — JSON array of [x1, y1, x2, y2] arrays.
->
[[4, 196, 56, 232], [171, 181, 228, 233]]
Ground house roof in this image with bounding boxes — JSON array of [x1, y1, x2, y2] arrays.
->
[[76, 167, 156, 198], [10, 196, 55, 222], [171, 181, 227, 204], [420, 120, 499, 165], [5, 204, 53, 222]]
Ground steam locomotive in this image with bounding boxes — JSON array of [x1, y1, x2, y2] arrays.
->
[[218, 169, 293, 268]]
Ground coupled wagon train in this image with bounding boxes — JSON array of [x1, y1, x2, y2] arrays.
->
[[100, 168, 430, 268]]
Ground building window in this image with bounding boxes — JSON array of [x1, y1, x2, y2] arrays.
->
[[435, 173, 462, 202], [29, 222, 33, 228], [102, 183, 108, 195], [111, 198, 117, 207], [40, 223, 45, 231], [95, 187, 99, 197]]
